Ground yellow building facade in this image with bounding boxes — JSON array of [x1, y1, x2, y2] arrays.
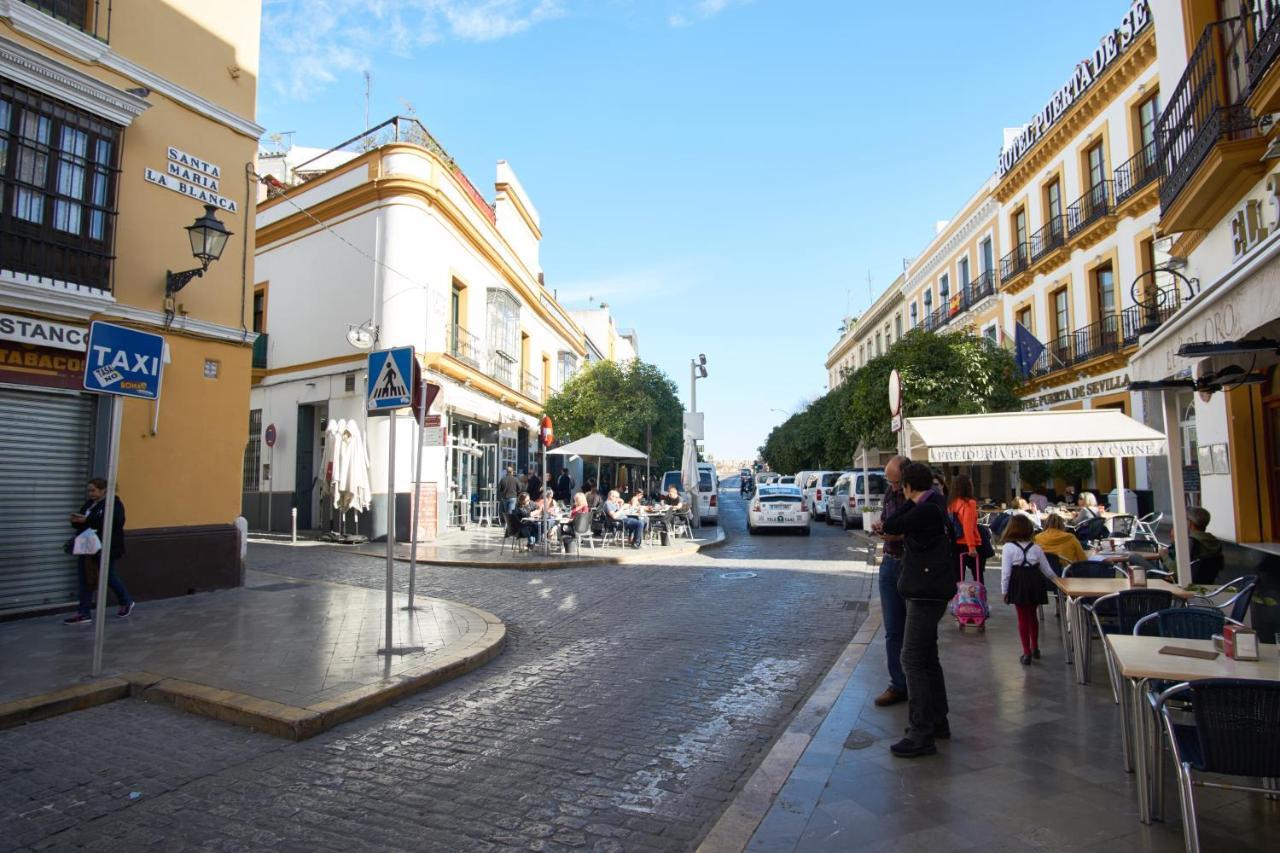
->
[[0, 1, 263, 615]]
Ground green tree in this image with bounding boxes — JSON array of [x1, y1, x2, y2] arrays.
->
[[543, 359, 684, 469]]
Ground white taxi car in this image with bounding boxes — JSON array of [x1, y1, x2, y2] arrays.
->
[[747, 484, 811, 535]]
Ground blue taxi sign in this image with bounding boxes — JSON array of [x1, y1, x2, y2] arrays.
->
[[82, 321, 165, 400], [367, 346, 414, 412]]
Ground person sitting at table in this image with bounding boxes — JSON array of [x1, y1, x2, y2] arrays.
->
[[1160, 505, 1223, 584], [512, 493, 539, 549], [1070, 491, 1101, 527], [999, 514, 1058, 666], [559, 492, 591, 549], [628, 492, 650, 539], [662, 485, 684, 511], [1027, 490, 1049, 512], [604, 490, 644, 548], [1034, 513, 1086, 566], [1062, 486, 1078, 506]]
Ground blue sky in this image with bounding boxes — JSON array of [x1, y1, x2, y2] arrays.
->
[[259, 0, 1133, 462]]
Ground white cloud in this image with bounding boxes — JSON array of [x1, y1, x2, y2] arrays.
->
[[668, 0, 748, 28], [261, 0, 565, 100]]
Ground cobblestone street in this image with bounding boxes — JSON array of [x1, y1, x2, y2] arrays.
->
[[3, 493, 872, 852]]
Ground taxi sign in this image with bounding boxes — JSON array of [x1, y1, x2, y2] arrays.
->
[[367, 346, 414, 412], [82, 321, 165, 400]]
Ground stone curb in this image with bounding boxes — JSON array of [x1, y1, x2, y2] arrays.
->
[[696, 599, 883, 853], [347, 524, 727, 570], [0, 603, 507, 741]]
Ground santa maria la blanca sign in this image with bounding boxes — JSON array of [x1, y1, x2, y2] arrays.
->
[[144, 145, 239, 214]]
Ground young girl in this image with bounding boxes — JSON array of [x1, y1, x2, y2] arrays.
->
[[949, 474, 981, 581], [1000, 514, 1058, 666]]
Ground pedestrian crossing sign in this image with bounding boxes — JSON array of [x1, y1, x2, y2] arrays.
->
[[367, 346, 414, 412]]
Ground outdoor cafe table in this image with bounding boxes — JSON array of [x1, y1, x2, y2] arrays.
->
[[1105, 634, 1279, 824], [1050, 576, 1195, 681]]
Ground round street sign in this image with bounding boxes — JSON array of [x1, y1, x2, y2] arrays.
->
[[264, 423, 277, 448], [540, 414, 554, 448], [888, 369, 902, 416]]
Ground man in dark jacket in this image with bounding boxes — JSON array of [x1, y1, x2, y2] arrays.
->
[[871, 455, 912, 707], [64, 478, 134, 624], [498, 466, 521, 515], [527, 467, 544, 501], [554, 470, 574, 504], [880, 461, 951, 757]]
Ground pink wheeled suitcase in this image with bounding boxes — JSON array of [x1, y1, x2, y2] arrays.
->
[[950, 555, 989, 631]]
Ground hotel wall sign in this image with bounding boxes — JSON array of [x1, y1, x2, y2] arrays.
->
[[144, 146, 239, 214], [997, 0, 1151, 178], [1023, 372, 1131, 411]]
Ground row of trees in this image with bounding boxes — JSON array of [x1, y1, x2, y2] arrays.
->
[[759, 329, 1023, 474], [543, 358, 685, 470]]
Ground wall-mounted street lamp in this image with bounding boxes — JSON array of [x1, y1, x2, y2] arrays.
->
[[165, 204, 232, 296]]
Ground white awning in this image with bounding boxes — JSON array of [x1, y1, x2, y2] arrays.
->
[[903, 410, 1167, 464], [546, 432, 647, 460]]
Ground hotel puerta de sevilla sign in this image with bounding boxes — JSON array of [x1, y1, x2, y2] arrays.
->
[[997, 0, 1151, 178], [143, 146, 239, 214]]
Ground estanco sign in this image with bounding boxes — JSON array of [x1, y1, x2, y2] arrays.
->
[[997, 0, 1151, 179]]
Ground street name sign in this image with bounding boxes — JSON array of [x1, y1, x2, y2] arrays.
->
[[367, 346, 414, 412], [82, 321, 165, 400]]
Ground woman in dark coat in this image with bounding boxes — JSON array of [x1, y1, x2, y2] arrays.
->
[[64, 478, 134, 624]]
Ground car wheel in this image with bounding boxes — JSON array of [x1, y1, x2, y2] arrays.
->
[[747, 523, 757, 535], [841, 509, 851, 531]]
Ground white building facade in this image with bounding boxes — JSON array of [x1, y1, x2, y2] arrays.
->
[[248, 119, 587, 539]]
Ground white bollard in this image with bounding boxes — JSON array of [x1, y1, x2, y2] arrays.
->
[[291, 507, 297, 544]]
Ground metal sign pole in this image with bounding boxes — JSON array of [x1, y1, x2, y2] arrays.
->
[[267, 443, 274, 533], [384, 413, 396, 653], [90, 395, 122, 677], [407, 380, 426, 610]]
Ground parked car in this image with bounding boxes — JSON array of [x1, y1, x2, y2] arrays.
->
[[747, 484, 811, 535], [793, 471, 815, 498], [695, 462, 719, 524], [828, 470, 888, 530], [803, 470, 842, 521], [778, 475, 795, 485]]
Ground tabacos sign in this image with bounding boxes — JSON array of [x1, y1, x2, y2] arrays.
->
[[998, 0, 1151, 179]]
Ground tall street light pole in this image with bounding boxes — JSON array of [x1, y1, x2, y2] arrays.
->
[[687, 354, 707, 528]]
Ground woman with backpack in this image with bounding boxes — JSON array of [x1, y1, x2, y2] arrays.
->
[[999, 514, 1058, 666], [948, 475, 981, 582]]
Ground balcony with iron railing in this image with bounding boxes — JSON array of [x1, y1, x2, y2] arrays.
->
[[18, 0, 111, 39], [1066, 181, 1115, 242], [487, 351, 515, 387], [522, 371, 541, 402], [1000, 244, 1030, 287], [1028, 216, 1067, 265], [1247, 1, 1280, 114], [0, 226, 114, 293], [445, 323, 481, 369], [1023, 288, 1183, 381], [1114, 142, 1161, 207], [1157, 17, 1264, 229], [918, 270, 999, 334]]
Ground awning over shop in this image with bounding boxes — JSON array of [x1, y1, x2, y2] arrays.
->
[[902, 410, 1167, 464]]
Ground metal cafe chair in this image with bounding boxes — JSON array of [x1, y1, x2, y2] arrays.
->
[[498, 511, 522, 555], [1154, 678, 1280, 852], [1190, 575, 1258, 625], [1084, 589, 1177, 703], [1135, 511, 1164, 542]]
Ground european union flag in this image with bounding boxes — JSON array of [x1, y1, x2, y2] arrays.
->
[[1014, 321, 1046, 376]]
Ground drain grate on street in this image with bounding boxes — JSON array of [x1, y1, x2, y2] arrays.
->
[[719, 571, 757, 580]]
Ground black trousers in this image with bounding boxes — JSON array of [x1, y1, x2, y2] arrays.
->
[[901, 598, 949, 744]]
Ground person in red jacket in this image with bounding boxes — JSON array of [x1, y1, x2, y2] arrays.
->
[[949, 474, 981, 582]]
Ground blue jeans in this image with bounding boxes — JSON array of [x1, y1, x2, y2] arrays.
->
[[503, 498, 517, 515], [624, 516, 645, 544], [878, 554, 908, 694], [77, 554, 132, 616]]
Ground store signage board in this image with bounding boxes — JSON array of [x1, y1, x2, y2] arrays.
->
[[367, 346, 414, 412], [82, 321, 165, 400], [423, 427, 446, 447], [0, 313, 86, 351], [997, 0, 1150, 178]]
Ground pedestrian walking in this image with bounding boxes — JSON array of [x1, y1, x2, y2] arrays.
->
[[948, 474, 981, 582], [64, 478, 134, 624], [999, 514, 1057, 666], [498, 466, 521, 515], [880, 461, 953, 758], [870, 455, 911, 708]]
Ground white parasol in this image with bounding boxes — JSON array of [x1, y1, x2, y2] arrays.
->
[[335, 419, 372, 514]]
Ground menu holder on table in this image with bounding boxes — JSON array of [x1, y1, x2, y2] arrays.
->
[[1158, 645, 1220, 661]]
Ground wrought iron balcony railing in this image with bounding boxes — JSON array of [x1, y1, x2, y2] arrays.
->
[[1114, 142, 1161, 204], [1158, 18, 1258, 213], [1024, 291, 1182, 379], [252, 333, 268, 370], [919, 270, 998, 334], [19, 1, 111, 39], [1000, 244, 1030, 282], [487, 351, 515, 387], [966, 269, 997, 303], [1066, 181, 1114, 236], [1248, 1, 1280, 91], [446, 323, 481, 369], [0, 228, 113, 292], [523, 370, 541, 401], [1028, 216, 1066, 264]]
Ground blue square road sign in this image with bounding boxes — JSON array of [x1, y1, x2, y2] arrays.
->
[[82, 321, 166, 400], [367, 346, 414, 411]]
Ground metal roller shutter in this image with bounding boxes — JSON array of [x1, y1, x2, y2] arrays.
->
[[0, 387, 95, 615]]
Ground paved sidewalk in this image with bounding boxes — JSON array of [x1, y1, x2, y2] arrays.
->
[[705, 568, 1278, 852], [0, 570, 505, 739], [254, 521, 725, 568]]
